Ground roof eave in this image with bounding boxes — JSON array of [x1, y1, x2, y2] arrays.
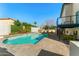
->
[[60, 3, 72, 18]]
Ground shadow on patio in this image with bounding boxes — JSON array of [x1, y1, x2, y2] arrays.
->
[[38, 49, 63, 56], [42, 32, 69, 45], [0, 47, 14, 56]]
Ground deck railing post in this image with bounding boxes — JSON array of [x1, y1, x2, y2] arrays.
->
[[56, 18, 59, 36], [70, 16, 72, 24]]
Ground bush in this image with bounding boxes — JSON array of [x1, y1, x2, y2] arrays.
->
[[11, 20, 32, 34], [11, 25, 22, 34], [62, 35, 76, 41]]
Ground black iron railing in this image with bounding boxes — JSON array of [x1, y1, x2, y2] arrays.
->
[[57, 15, 79, 28]]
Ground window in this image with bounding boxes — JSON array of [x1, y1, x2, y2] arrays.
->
[[66, 30, 68, 34], [76, 11, 79, 24], [75, 31, 78, 35], [73, 30, 77, 35]]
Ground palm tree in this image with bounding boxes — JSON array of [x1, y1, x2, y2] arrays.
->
[[34, 21, 37, 26], [14, 20, 21, 26]]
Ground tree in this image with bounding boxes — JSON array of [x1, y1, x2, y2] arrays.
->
[[43, 25, 49, 30], [11, 20, 33, 34], [34, 21, 37, 26], [14, 20, 21, 26], [49, 25, 56, 29]]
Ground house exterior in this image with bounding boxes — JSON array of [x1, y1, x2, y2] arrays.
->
[[0, 18, 14, 36], [31, 27, 40, 33], [57, 3, 79, 39]]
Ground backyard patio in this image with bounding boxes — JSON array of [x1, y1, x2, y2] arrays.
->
[[0, 33, 69, 56]]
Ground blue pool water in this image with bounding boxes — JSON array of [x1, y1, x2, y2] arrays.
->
[[3, 33, 48, 45]]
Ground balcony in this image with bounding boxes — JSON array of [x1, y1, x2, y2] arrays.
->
[[57, 15, 79, 28]]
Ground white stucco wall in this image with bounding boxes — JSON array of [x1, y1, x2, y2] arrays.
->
[[62, 4, 79, 24], [73, 4, 79, 15], [31, 27, 40, 33], [62, 4, 73, 24], [65, 28, 74, 35], [0, 19, 14, 35], [62, 3, 79, 23], [72, 4, 79, 37], [61, 4, 66, 24]]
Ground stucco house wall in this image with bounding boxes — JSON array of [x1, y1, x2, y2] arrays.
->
[[73, 4, 79, 15], [31, 27, 40, 33], [71, 4, 79, 37], [61, 4, 73, 24], [62, 3, 79, 23], [0, 18, 14, 36], [61, 4, 79, 36]]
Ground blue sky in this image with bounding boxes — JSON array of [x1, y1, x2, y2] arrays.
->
[[0, 3, 62, 26]]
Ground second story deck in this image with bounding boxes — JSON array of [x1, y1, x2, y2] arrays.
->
[[57, 15, 79, 28]]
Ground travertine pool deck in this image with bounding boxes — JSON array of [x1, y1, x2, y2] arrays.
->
[[0, 38, 69, 56]]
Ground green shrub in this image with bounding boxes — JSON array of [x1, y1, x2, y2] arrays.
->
[[11, 20, 32, 34], [62, 35, 76, 41]]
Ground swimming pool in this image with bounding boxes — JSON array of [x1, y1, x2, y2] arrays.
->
[[3, 33, 48, 45]]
